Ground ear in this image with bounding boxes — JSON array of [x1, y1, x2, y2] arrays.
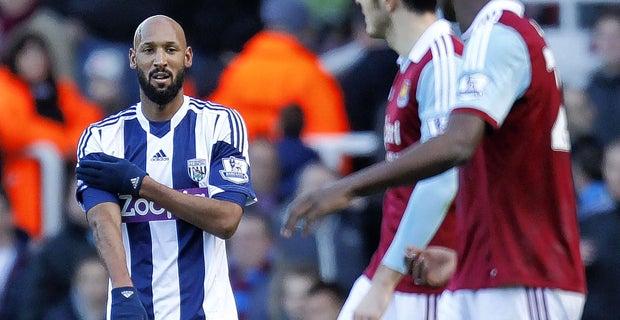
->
[[185, 46, 193, 68], [129, 48, 137, 69]]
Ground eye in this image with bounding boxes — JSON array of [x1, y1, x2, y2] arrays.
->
[[166, 47, 178, 53], [142, 47, 154, 54]]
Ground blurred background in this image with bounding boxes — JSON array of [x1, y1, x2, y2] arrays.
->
[[0, 0, 618, 319]]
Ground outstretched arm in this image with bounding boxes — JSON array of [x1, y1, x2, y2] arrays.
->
[[282, 112, 484, 237]]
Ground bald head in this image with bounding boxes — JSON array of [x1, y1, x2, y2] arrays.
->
[[133, 15, 187, 49]]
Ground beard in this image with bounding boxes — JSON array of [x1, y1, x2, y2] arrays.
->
[[137, 67, 185, 106]]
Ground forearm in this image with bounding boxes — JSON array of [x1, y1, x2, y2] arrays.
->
[[371, 264, 404, 292], [88, 202, 132, 288], [382, 169, 457, 273], [343, 138, 458, 198], [345, 113, 482, 198], [138, 176, 242, 238]]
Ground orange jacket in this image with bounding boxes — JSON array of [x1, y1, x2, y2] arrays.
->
[[0, 67, 103, 238], [209, 31, 349, 141]]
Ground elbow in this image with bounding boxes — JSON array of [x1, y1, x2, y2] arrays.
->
[[217, 221, 240, 239], [210, 204, 243, 239], [447, 134, 478, 167], [451, 142, 476, 166]]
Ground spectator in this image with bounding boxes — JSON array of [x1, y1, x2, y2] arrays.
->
[[321, 5, 397, 172], [249, 138, 282, 216], [209, 0, 349, 145], [269, 263, 320, 320], [564, 86, 595, 144], [17, 174, 98, 320], [228, 211, 275, 320], [571, 135, 614, 221], [0, 188, 31, 320], [42, 254, 108, 320], [302, 281, 346, 320], [0, 30, 102, 238], [166, 0, 263, 97], [579, 138, 620, 319], [275, 163, 366, 292], [275, 104, 320, 202], [586, 10, 620, 147]]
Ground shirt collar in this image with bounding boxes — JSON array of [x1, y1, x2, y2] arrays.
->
[[397, 19, 454, 72], [461, 0, 525, 40]]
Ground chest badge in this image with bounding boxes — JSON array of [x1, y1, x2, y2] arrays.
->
[[396, 79, 411, 108], [187, 158, 207, 182]]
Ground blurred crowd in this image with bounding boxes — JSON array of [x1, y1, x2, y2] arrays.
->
[[0, 0, 618, 319]]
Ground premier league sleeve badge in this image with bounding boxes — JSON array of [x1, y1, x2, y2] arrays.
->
[[219, 156, 250, 184]]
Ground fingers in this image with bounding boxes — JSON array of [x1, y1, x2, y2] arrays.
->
[[404, 246, 427, 285], [76, 166, 101, 177], [99, 152, 122, 162], [280, 197, 314, 237], [77, 159, 106, 170]]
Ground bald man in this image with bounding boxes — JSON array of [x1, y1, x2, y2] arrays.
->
[[75, 15, 257, 319]]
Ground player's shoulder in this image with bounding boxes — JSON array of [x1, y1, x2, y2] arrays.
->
[[87, 104, 139, 130], [186, 96, 244, 119]]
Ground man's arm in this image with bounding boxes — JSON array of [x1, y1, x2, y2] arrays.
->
[[138, 176, 243, 239], [87, 202, 133, 288], [77, 153, 245, 239], [282, 113, 485, 236]]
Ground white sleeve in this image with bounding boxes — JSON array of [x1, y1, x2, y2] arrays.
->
[[454, 24, 531, 127], [381, 168, 458, 274]]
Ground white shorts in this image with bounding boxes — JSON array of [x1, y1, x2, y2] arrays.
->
[[439, 287, 585, 320], [337, 275, 441, 320]]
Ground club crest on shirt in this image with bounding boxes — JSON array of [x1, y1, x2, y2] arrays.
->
[[458, 73, 489, 101], [396, 80, 411, 108], [220, 156, 249, 184], [187, 158, 207, 182]]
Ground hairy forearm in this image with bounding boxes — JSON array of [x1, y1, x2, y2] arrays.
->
[[138, 176, 242, 238], [88, 202, 132, 288]]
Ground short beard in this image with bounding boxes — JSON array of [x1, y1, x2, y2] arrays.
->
[[137, 67, 185, 107]]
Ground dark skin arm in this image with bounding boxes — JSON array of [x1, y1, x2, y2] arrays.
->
[[282, 112, 485, 236], [138, 176, 243, 239], [88, 202, 133, 289]]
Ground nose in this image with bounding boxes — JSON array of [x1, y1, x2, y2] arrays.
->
[[153, 48, 167, 67]]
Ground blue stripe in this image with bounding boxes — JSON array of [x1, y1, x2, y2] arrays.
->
[[172, 110, 206, 319], [230, 109, 242, 151], [123, 117, 154, 317], [176, 221, 206, 320], [126, 223, 155, 319], [172, 111, 197, 189], [124, 118, 147, 168]]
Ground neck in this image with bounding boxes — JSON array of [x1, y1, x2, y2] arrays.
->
[[140, 91, 184, 121], [388, 11, 437, 57], [455, 0, 488, 31]]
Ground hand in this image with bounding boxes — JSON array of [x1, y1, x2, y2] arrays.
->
[[77, 152, 147, 196], [111, 286, 148, 320], [405, 246, 457, 287], [353, 283, 392, 320], [280, 181, 354, 237]]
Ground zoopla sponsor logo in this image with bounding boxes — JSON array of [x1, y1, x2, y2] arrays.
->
[[119, 188, 208, 223]]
